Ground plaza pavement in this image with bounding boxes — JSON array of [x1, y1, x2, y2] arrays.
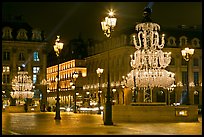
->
[[2, 111, 202, 135]]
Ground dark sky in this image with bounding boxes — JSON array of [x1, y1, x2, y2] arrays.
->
[[2, 2, 202, 44]]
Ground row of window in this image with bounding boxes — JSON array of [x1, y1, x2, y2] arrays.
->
[[166, 36, 200, 47], [2, 27, 42, 41], [2, 66, 40, 84], [170, 57, 199, 66], [2, 51, 40, 61], [182, 71, 199, 86], [47, 62, 76, 74]]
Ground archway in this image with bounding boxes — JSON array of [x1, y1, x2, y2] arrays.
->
[[156, 90, 165, 102]]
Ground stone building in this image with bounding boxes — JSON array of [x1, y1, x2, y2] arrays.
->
[[84, 24, 202, 106], [2, 17, 49, 110]]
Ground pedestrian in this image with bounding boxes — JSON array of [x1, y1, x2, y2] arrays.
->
[[24, 103, 28, 112]]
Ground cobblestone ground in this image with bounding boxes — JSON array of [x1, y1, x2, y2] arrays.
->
[[2, 112, 202, 135]]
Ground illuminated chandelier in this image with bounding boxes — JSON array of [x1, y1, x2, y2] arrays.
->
[[11, 70, 34, 99], [125, 7, 175, 102]]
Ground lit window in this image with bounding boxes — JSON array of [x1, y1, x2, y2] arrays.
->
[[33, 67, 40, 73], [33, 74, 37, 84], [3, 66, 10, 73], [33, 67, 40, 84], [33, 51, 40, 61]]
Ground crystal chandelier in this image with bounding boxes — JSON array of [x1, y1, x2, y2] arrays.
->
[[125, 7, 175, 102], [11, 70, 34, 99]]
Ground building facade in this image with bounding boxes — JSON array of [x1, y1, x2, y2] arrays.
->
[[46, 59, 87, 108], [2, 18, 48, 110], [83, 25, 202, 106], [46, 26, 202, 109]]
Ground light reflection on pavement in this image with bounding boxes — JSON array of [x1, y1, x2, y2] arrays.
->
[[2, 112, 202, 135]]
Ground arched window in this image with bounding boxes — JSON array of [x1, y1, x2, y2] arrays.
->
[[32, 29, 42, 41], [167, 36, 176, 46], [191, 38, 200, 48], [16, 29, 28, 40], [2, 27, 13, 39], [179, 36, 187, 46]]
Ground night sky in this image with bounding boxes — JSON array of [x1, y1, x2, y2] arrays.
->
[[2, 2, 202, 44]]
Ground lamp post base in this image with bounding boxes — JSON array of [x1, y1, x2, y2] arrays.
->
[[55, 99, 61, 120], [54, 116, 61, 120], [103, 102, 113, 125], [104, 121, 113, 125], [54, 109, 61, 120], [97, 110, 101, 114]]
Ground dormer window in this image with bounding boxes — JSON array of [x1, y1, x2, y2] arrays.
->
[[32, 29, 42, 41], [179, 36, 187, 46], [2, 27, 13, 39], [16, 29, 28, 40], [167, 36, 176, 46], [191, 38, 200, 48]]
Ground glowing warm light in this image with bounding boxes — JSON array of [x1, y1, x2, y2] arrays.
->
[[125, 20, 175, 102], [96, 68, 104, 77], [181, 47, 194, 61], [53, 36, 64, 57], [108, 9, 115, 17], [101, 9, 117, 38], [11, 71, 34, 99]]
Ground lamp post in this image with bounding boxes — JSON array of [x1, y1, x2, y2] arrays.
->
[[181, 47, 194, 105], [72, 72, 78, 113], [41, 79, 47, 112], [96, 68, 104, 114], [133, 76, 136, 102], [101, 9, 117, 125], [53, 35, 64, 120]]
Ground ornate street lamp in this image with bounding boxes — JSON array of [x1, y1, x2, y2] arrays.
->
[[41, 79, 47, 112], [101, 9, 117, 125], [181, 47, 194, 105], [53, 35, 64, 120], [72, 72, 79, 113], [96, 68, 104, 114]]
